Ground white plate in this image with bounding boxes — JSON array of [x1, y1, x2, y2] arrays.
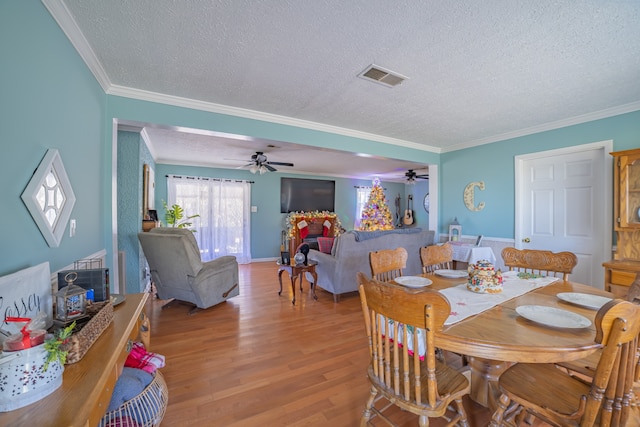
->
[[557, 292, 612, 310], [394, 276, 433, 288], [434, 269, 468, 278], [516, 305, 591, 329]]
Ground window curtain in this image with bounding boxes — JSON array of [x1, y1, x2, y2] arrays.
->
[[167, 175, 251, 264], [354, 187, 370, 229]]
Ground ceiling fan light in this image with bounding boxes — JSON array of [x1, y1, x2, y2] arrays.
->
[[250, 164, 259, 174], [259, 165, 268, 175]]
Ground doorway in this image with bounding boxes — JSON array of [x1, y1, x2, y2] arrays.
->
[[514, 140, 613, 287]]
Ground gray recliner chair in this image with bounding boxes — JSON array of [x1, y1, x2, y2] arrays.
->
[[138, 228, 239, 313]]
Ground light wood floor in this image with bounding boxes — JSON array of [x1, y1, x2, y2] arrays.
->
[[145, 261, 545, 426]]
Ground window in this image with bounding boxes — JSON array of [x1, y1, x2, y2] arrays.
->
[[167, 175, 251, 263], [354, 187, 370, 229]]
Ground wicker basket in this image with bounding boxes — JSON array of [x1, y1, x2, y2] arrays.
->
[[99, 370, 169, 427], [61, 300, 114, 364]]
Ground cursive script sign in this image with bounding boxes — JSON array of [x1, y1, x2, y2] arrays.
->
[[0, 262, 53, 335]]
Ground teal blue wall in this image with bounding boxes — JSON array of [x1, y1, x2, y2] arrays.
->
[[1, 1, 638, 289], [0, 1, 106, 276], [153, 164, 408, 259], [440, 111, 640, 238], [117, 131, 155, 293]]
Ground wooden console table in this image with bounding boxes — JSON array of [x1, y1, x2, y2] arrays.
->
[[0, 293, 149, 426]]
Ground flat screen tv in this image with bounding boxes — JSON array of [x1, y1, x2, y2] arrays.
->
[[280, 177, 335, 213]]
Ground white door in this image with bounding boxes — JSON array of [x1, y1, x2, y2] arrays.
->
[[515, 141, 612, 288]]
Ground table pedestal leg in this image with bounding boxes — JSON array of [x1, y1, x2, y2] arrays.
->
[[468, 357, 513, 411]]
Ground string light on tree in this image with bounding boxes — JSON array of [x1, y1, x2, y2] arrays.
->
[[359, 177, 395, 231]]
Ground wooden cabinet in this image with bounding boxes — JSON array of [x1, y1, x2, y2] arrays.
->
[[0, 293, 149, 426], [603, 259, 640, 298], [605, 149, 640, 298]]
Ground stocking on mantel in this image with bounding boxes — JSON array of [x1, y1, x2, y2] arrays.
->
[[297, 220, 309, 240]]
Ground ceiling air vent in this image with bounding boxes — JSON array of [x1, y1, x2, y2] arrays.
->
[[358, 64, 408, 88]]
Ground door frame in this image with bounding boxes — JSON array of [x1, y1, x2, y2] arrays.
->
[[514, 140, 613, 287]]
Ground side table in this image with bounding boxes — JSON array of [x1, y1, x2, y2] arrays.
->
[[277, 261, 318, 304]]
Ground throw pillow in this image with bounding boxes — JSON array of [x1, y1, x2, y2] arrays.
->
[[317, 237, 335, 254]]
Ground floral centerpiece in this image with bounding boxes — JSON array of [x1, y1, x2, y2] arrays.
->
[[467, 260, 504, 294]]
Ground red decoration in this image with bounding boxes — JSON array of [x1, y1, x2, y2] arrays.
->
[[297, 220, 309, 239], [323, 219, 331, 237]]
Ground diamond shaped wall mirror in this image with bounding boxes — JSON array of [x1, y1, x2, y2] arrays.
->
[[21, 149, 76, 247]]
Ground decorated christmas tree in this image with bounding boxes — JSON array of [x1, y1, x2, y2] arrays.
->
[[359, 177, 395, 231]]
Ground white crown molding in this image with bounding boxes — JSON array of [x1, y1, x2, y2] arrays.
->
[[42, 0, 111, 92], [42, 0, 640, 156], [107, 84, 440, 154], [442, 101, 640, 153]]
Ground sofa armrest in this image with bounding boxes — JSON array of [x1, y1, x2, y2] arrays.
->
[[308, 249, 334, 263]]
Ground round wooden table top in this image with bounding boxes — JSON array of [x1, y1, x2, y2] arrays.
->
[[424, 275, 615, 364]]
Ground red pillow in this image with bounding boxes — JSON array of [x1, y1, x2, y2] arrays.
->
[[317, 237, 335, 254]]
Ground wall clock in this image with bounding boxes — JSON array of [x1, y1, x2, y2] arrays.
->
[[423, 193, 430, 213], [463, 181, 485, 211]]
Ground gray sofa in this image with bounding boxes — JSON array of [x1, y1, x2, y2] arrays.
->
[[307, 228, 435, 301]]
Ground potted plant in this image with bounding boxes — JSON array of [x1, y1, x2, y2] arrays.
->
[[162, 201, 200, 230]]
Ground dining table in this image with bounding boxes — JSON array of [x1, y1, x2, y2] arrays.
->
[[391, 271, 616, 411]]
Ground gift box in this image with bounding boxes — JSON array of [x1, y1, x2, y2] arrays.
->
[[2, 329, 46, 351], [2, 315, 48, 352]]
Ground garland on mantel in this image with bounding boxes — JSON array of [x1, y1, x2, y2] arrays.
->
[[285, 211, 343, 238]]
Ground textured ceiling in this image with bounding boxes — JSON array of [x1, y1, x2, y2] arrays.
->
[[47, 0, 640, 181]]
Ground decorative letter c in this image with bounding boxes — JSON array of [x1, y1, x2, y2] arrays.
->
[[463, 181, 485, 211]]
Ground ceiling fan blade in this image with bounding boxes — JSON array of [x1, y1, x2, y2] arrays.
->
[[266, 161, 294, 167], [224, 157, 254, 162], [264, 164, 277, 172], [234, 163, 254, 169]]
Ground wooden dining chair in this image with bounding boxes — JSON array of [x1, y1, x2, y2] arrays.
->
[[369, 247, 408, 282], [490, 298, 640, 427], [556, 273, 640, 385], [420, 243, 454, 274], [356, 272, 470, 427], [501, 247, 578, 280]]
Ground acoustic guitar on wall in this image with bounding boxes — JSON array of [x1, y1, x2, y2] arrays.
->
[[404, 194, 414, 225]]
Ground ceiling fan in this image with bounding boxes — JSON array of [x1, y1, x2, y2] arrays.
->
[[239, 151, 294, 174], [405, 169, 429, 184]]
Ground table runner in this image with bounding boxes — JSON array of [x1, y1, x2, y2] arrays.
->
[[440, 272, 559, 326]]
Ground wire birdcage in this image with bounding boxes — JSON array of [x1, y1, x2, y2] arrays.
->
[[99, 370, 168, 427]]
